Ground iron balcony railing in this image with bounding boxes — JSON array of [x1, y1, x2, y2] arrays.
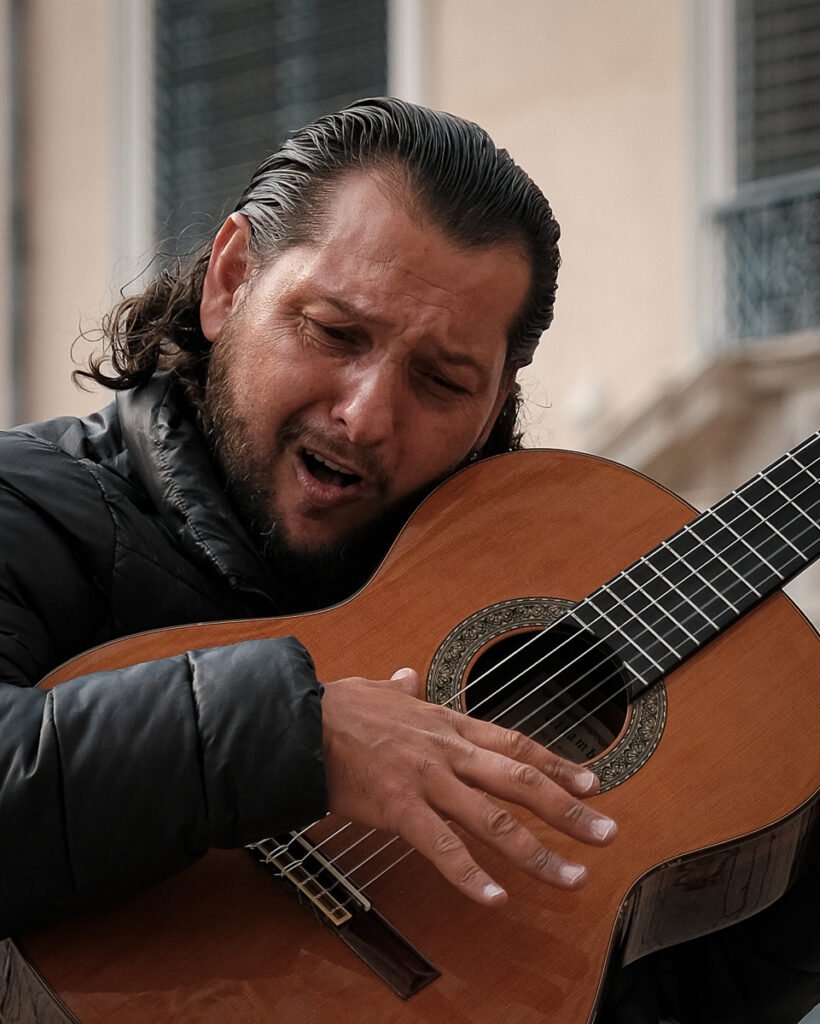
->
[[712, 166, 820, 344]]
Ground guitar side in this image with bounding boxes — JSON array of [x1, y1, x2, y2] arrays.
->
[[20, 449, 820, 1024]]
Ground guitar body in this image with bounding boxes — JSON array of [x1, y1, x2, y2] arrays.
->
[[20, 450, 820, 1023]]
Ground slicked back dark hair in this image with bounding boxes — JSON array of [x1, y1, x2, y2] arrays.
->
[[79, 97, 560, 453]]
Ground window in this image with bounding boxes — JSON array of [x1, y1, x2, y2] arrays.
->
[[715, 0, 820, 342], [154, 0, 388, 252]]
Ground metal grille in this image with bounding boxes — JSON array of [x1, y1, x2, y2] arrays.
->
[[716, 170, 820, 342], [155, 0, 387, 252]]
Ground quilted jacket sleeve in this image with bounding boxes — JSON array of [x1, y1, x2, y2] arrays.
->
[[0, 435, 327, 937], [0, 637, 326, 937]]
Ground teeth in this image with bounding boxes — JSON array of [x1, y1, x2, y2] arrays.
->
[[306, 449, 357, 477]]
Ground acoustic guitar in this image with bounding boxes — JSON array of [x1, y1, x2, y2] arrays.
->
[[10, 434, 820, 1023]]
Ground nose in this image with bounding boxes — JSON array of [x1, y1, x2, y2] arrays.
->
[[331, 360, 400, 448]]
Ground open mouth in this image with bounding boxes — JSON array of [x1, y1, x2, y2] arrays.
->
[[301, 449, 362, 489]]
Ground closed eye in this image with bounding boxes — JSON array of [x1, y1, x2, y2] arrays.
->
[[303, 317, 358, 348], [320, 323, 351, 342], [424, 371, 471, 396]]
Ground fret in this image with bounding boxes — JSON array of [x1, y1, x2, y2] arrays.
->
[[688, 502, 779, 596], [568, 432, 820, 694], [596, 571, 701, 664], [570, 600, 660, 690], [583, 584, 675, 669], [717, 486, 802, 565], [662, 527, 758, 616], [630, 547, 724, 633], [735, 473, 820, 568]]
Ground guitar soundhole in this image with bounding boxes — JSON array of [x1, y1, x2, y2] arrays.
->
[[462, 625, 629, 764]]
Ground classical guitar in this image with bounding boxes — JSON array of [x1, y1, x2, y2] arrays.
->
[[10, 434, 820, 1023]]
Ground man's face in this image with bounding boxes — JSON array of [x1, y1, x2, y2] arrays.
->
[[201, 174, 531, 589]]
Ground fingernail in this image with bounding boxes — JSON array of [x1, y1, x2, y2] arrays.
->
[[483, 882, 506, 901], [561, 863, 587, 885], [591, 816, 617, 841], [575, 769, 598, 792], [390, 667, 413, 679]]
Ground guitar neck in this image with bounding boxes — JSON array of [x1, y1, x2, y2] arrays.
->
[[572, 431, 820, 696]]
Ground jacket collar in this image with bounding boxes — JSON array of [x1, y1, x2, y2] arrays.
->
[[117, 374, 280, 609]]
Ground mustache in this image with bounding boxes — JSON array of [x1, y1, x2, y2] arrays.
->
[[278, 420, 390, 493]]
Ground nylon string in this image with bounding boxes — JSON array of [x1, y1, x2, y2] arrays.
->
[[257, 433, 820, 910]]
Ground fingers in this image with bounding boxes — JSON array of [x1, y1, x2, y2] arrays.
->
[[389, 666, 421, 697], [390, 668, 599, 800], [397, 800, 511, 906], [377, 668, 617, 849], [322, 669, 618, 909], [460, 751, 615, 845], [398, 789, 588, 907], [457, 712, 601, 796], [441, 727, 617, 846]]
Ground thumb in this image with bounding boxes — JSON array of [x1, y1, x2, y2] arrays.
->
[[389, 666, 422, 698]]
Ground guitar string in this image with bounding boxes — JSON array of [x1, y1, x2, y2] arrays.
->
[[259, 438, 820, 904], [324, 476, 820, 899], [260, 442, 820, 903], [459, 432, 820, 715], [343, 442, 820, 778], [348, 484, 820, 896], [262, 450, 820, 909], [492, 476, 820, 739], [455, 432, 820, 720]]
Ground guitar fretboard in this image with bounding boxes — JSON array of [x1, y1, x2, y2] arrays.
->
[[571, 431, 820, 696]]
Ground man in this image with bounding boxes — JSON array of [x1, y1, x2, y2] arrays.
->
[[0, 98, 816, 1022]]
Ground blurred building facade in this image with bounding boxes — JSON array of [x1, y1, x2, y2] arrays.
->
[[1, 0, 818, 621]]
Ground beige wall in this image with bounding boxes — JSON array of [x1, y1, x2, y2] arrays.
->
[[14, 0, 153, 424], [25, 0, 143, 422], [0, 0, 11, 426], [426, 0, 693, 451], [20, 1, 118, 421]]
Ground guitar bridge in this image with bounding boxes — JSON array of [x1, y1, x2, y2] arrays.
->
[[248, 833, 439, 999], [251, 833, 370, 925]]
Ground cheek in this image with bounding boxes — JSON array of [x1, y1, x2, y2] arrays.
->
[[399, 413, 479, 484]]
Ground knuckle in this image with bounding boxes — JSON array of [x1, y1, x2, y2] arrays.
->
[[485, 807, 518, 838], [510, 762, 542, 789], [429, 730, 462, 756], [432, 830, 465, 858], [503, 728, 529, 759], [529, 846, 561, 876], [539, 753, 567, 781], [430, 704, 462, 731], [563, 800, 586, 825], [455, 862, 483, 889], [554, 757, 584, 789]]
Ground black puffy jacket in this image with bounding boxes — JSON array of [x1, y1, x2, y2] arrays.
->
[[0, 374, 326, 935]]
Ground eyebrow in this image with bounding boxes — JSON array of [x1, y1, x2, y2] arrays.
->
[[316, 295, 387, 326]]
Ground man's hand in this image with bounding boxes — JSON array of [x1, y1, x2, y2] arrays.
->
[[320, 667, 617, 907]]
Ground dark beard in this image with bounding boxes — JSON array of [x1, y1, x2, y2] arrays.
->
[[201, 332, 467, 613], [246, 486, 435, 612]]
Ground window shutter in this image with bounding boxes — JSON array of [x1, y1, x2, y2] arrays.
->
[[736, 0, 820, 183], [155, 0, 387, 250]]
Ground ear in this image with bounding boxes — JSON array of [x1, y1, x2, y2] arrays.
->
[[475, 367, 517, 450], [200, 213, 253, 342]]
